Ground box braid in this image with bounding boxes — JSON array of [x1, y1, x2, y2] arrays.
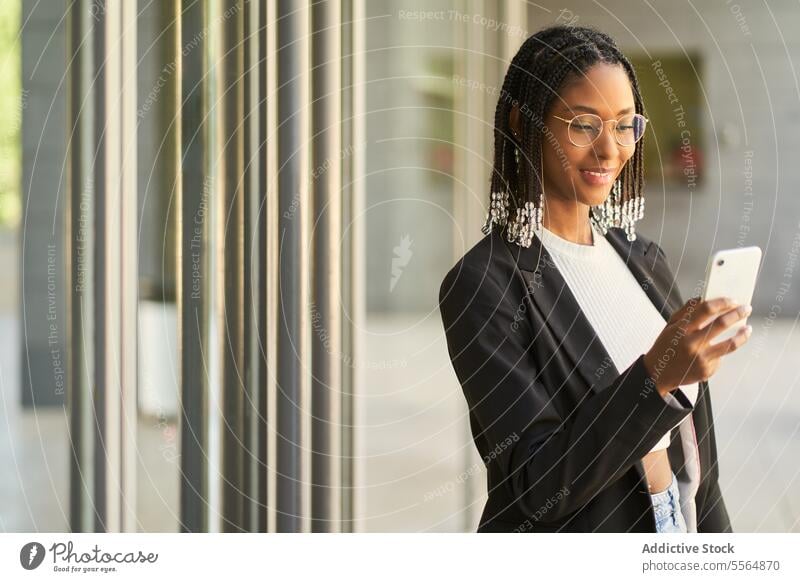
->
[[483, 25, 646, 244]]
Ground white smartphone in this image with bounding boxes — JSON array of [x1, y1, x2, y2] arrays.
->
[[701, 246, 762, 343]]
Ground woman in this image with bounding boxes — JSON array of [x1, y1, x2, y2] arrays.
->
[[438, 25, 750, 533]]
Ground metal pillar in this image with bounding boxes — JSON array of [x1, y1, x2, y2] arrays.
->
[[65, 0, 364, 534], [218, 0, 246, 532], [67, 0, 96, 533], [337, 0, 366, 534], [275, 0, 312, 533], [178, 0, 211, 533], [67, 0, 138, 533], [310, 0, 343, 533], [242, 0, 269, 534]]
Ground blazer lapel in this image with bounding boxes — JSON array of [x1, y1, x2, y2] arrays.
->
[[505, 226, 680, 496], [507, 226, 677, 392]]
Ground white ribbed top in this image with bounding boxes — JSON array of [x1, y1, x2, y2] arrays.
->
[[537, 222, 699, 452]]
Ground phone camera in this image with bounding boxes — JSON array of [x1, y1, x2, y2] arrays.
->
[[717, 259, 725, 266]]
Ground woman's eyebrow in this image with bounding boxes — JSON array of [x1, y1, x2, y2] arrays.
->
[[565, 104, 635, 115]]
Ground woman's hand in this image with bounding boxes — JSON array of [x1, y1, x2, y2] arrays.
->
[[643, 296, 752, 396]]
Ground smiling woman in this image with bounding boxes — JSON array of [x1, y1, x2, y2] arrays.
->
[[440, 25, 747, 534], [488, 32, 647, 245]]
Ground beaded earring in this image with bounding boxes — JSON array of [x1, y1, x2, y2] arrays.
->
[[481, 134, 514, 236], [481, 189, 510, 235], [481, 142, 543, 248], [589, 178, 645, 241], [506, 142, 544, 247]]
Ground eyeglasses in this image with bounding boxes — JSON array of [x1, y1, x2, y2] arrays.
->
[[551, 112, 649, 147]]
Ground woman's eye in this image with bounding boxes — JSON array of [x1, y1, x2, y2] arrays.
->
[[617, 125, 634, 132], [571, 123, 597, 132]]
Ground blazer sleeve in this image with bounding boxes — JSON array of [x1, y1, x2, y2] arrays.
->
[[439, 262, 693, 523]]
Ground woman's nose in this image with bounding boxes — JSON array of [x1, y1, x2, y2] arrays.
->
[[591, 122, 620, 158]]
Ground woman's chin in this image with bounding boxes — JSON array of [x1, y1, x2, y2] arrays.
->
[[579, 190, 612, 207], [559, 181, 613, 207]]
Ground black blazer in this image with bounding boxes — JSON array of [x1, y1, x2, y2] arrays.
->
[[438, 226, 732, 533]]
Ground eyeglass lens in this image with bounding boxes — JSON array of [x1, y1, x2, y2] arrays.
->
[[567, 113, 646, 146]]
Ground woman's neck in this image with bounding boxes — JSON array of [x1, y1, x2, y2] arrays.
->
[[541, 197, 594, 245]]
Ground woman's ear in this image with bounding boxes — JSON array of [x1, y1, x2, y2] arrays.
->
[[509, 104, 521, 139]]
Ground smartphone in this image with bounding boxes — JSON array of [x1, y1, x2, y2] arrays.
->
[[701, 246, 762, 343]]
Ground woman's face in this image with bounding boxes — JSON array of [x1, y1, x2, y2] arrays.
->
[[537, 62, 637, 208]]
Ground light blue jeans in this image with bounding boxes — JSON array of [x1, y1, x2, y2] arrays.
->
[[650, 472, 688, 533]]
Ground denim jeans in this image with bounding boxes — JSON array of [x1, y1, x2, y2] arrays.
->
[[650, 472, 688, 533]]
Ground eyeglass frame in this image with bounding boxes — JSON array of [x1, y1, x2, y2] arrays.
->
[[551, 112, 649, 147]]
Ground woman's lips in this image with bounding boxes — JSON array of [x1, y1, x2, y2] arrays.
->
[[579, 168, 616, 186]]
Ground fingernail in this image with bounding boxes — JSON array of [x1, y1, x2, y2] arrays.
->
[[745, 325, 753, 335], [744, 305, 752, 316]]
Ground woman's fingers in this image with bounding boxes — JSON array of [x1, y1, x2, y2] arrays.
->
[[696, 303, 752, 342], [702, 324, 752, 360], [650, 297, 750, 392], [667, 296, 727, 329], [682, 297, 740, 333]]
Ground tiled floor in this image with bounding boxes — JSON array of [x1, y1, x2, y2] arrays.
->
[[1, 312, 798, 532]]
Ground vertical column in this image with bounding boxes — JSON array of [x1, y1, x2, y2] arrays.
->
[[242, 0, 268, 533], [502, 0, 527, 63], [265, 0, 279, 534], [178, 0, 211, 533], [310, 0, 343, 532], [91, 0, 112, 531], [98, 0, 138, 533], [255, 0, 270, 534], [70, 0, 138, 533], [275, 0, 312, 532], [119, 0, 139, 533], [454, 0, 494, 240], [218, 0, 246, 532], [66, 0, 95, 533], [339, 0, 366, 533]]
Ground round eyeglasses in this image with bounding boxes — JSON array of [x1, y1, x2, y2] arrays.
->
[[552, 113, 648, 147]]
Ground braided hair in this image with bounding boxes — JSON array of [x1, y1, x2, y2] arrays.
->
[[484, 25, 646, 242]]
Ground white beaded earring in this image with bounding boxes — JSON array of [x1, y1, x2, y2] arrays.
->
[[504, 143, 543, 247], [481, 189, 510, 235], [590, 178, 645, 242], [481, 141, 544, 248], [505, 200, 540, 248]]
